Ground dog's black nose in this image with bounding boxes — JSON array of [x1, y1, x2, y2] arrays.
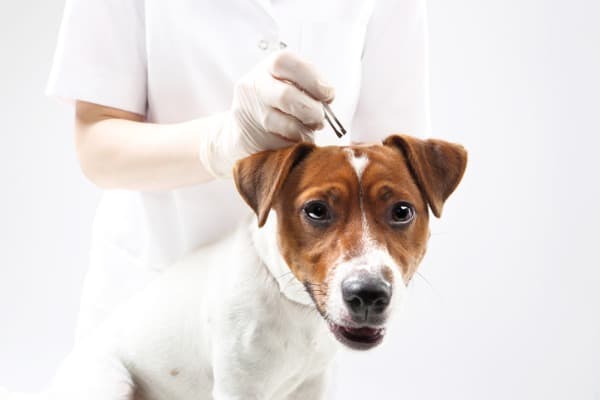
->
[[342, 276, 391, 319]]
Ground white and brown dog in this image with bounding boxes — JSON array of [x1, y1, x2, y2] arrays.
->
[[12, 134, 467, 400]]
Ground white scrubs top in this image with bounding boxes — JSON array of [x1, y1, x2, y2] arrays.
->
[[47, 0, 430, 339]]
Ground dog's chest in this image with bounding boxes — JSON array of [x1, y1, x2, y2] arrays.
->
[[118, 224, 338, 399], [243, 298, 336, 396], [213, 254, 338, 397]]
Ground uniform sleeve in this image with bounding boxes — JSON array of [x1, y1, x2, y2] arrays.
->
[[46, 0, 147, 115], [351, 0, 430, 141]]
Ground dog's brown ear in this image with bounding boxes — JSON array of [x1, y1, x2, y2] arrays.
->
[[233, 143, 316, 227], [383, 134, 467, 218]]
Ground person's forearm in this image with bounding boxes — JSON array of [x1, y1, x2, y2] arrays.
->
[[74, 52, 333, 191], [75, 101, 225, 191]]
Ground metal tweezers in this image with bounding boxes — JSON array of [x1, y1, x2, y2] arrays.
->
[[322, 102, 347, 138]]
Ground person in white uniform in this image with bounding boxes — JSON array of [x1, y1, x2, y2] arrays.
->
[[47, 0, 430, 341]]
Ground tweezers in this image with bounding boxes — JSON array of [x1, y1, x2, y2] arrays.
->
[[322, 102, 347, 138]]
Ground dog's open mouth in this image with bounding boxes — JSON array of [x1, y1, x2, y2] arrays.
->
[[328, 322, 385, 350]]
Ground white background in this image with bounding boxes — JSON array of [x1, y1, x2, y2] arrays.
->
[[1, 0, 599, 399]]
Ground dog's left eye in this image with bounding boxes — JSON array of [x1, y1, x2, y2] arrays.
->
[[389, 202, 415, 226], [303, 201, 332, 223]]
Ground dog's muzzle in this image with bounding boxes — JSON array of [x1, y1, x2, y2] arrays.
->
[[327, 271, 392, 350]]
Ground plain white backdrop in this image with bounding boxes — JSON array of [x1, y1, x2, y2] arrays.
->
[[1, 1, 599, 399]]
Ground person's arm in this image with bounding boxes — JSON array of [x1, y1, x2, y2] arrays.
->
[[351, 0, 430, 141], [75, 50, 334, 192], [75, 101, 217, 191], [49, 1, 333, 191]]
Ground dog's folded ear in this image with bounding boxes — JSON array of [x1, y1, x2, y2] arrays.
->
[[233, 143, 316, 227], [383, 134, 468, 218]]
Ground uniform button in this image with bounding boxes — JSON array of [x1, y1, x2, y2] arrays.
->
[[258, 39, 269, 50], [279, 41, 287, 49]]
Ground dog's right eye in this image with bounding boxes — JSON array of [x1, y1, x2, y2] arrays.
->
[[303, 201, 332, 224], [388, 201, 416, 226]]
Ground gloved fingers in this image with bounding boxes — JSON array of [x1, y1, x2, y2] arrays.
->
[[268, 50, 335, 103], [258, 74, 325, 129], [262, 107, 315, 143]]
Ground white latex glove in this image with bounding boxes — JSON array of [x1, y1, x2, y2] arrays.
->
[[198, 50, 335, 178]]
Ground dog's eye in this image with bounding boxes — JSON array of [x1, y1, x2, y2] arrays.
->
[[303, 201, 332, 223], [389, 202, 415, 226]]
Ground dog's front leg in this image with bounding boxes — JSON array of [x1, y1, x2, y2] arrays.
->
[[211, 389, 260, 400], [285, 370, 331, 400], [211, 365, 265, 400], [210, 305, 289, 400], [47, 349, 135, 400], [210, 338, 274, 400]]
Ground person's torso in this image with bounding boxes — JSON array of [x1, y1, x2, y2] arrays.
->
[[96, 0, 374, 273]]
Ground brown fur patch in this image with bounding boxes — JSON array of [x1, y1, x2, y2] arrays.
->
[[233, 135, 467, 313]]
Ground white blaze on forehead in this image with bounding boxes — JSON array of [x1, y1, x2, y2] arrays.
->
[[344, 148, 372, 248], [344, 148, 369, 182]]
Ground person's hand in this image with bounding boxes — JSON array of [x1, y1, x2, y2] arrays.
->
[[232, 49, 335, 148], [199, 50, 335, 178]]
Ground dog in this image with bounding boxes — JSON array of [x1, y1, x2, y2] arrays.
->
[[11, 134, 466, 400]]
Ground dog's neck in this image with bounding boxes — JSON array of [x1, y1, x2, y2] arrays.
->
[[250, 211, 314, 307]]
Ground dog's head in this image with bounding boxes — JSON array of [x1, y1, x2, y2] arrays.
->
[[233, 134, 467, 350]]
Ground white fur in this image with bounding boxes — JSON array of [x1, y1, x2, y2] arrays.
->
[[42, 214, 336, 400], [344, 148, 369, 182], [251, 211, 313, 306], [23, 151, 412, 400]]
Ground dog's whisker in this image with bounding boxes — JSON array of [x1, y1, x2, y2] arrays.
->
[[282, 274, 302, 291], [304, 281, 325, 289], [414, 271, 443, 299], [429, 231, 450, 236], [275, 271, 294, 280], [414, 271, 432, 288]]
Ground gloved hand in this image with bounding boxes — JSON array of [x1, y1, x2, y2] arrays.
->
[[198, 50, 335, 178]]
